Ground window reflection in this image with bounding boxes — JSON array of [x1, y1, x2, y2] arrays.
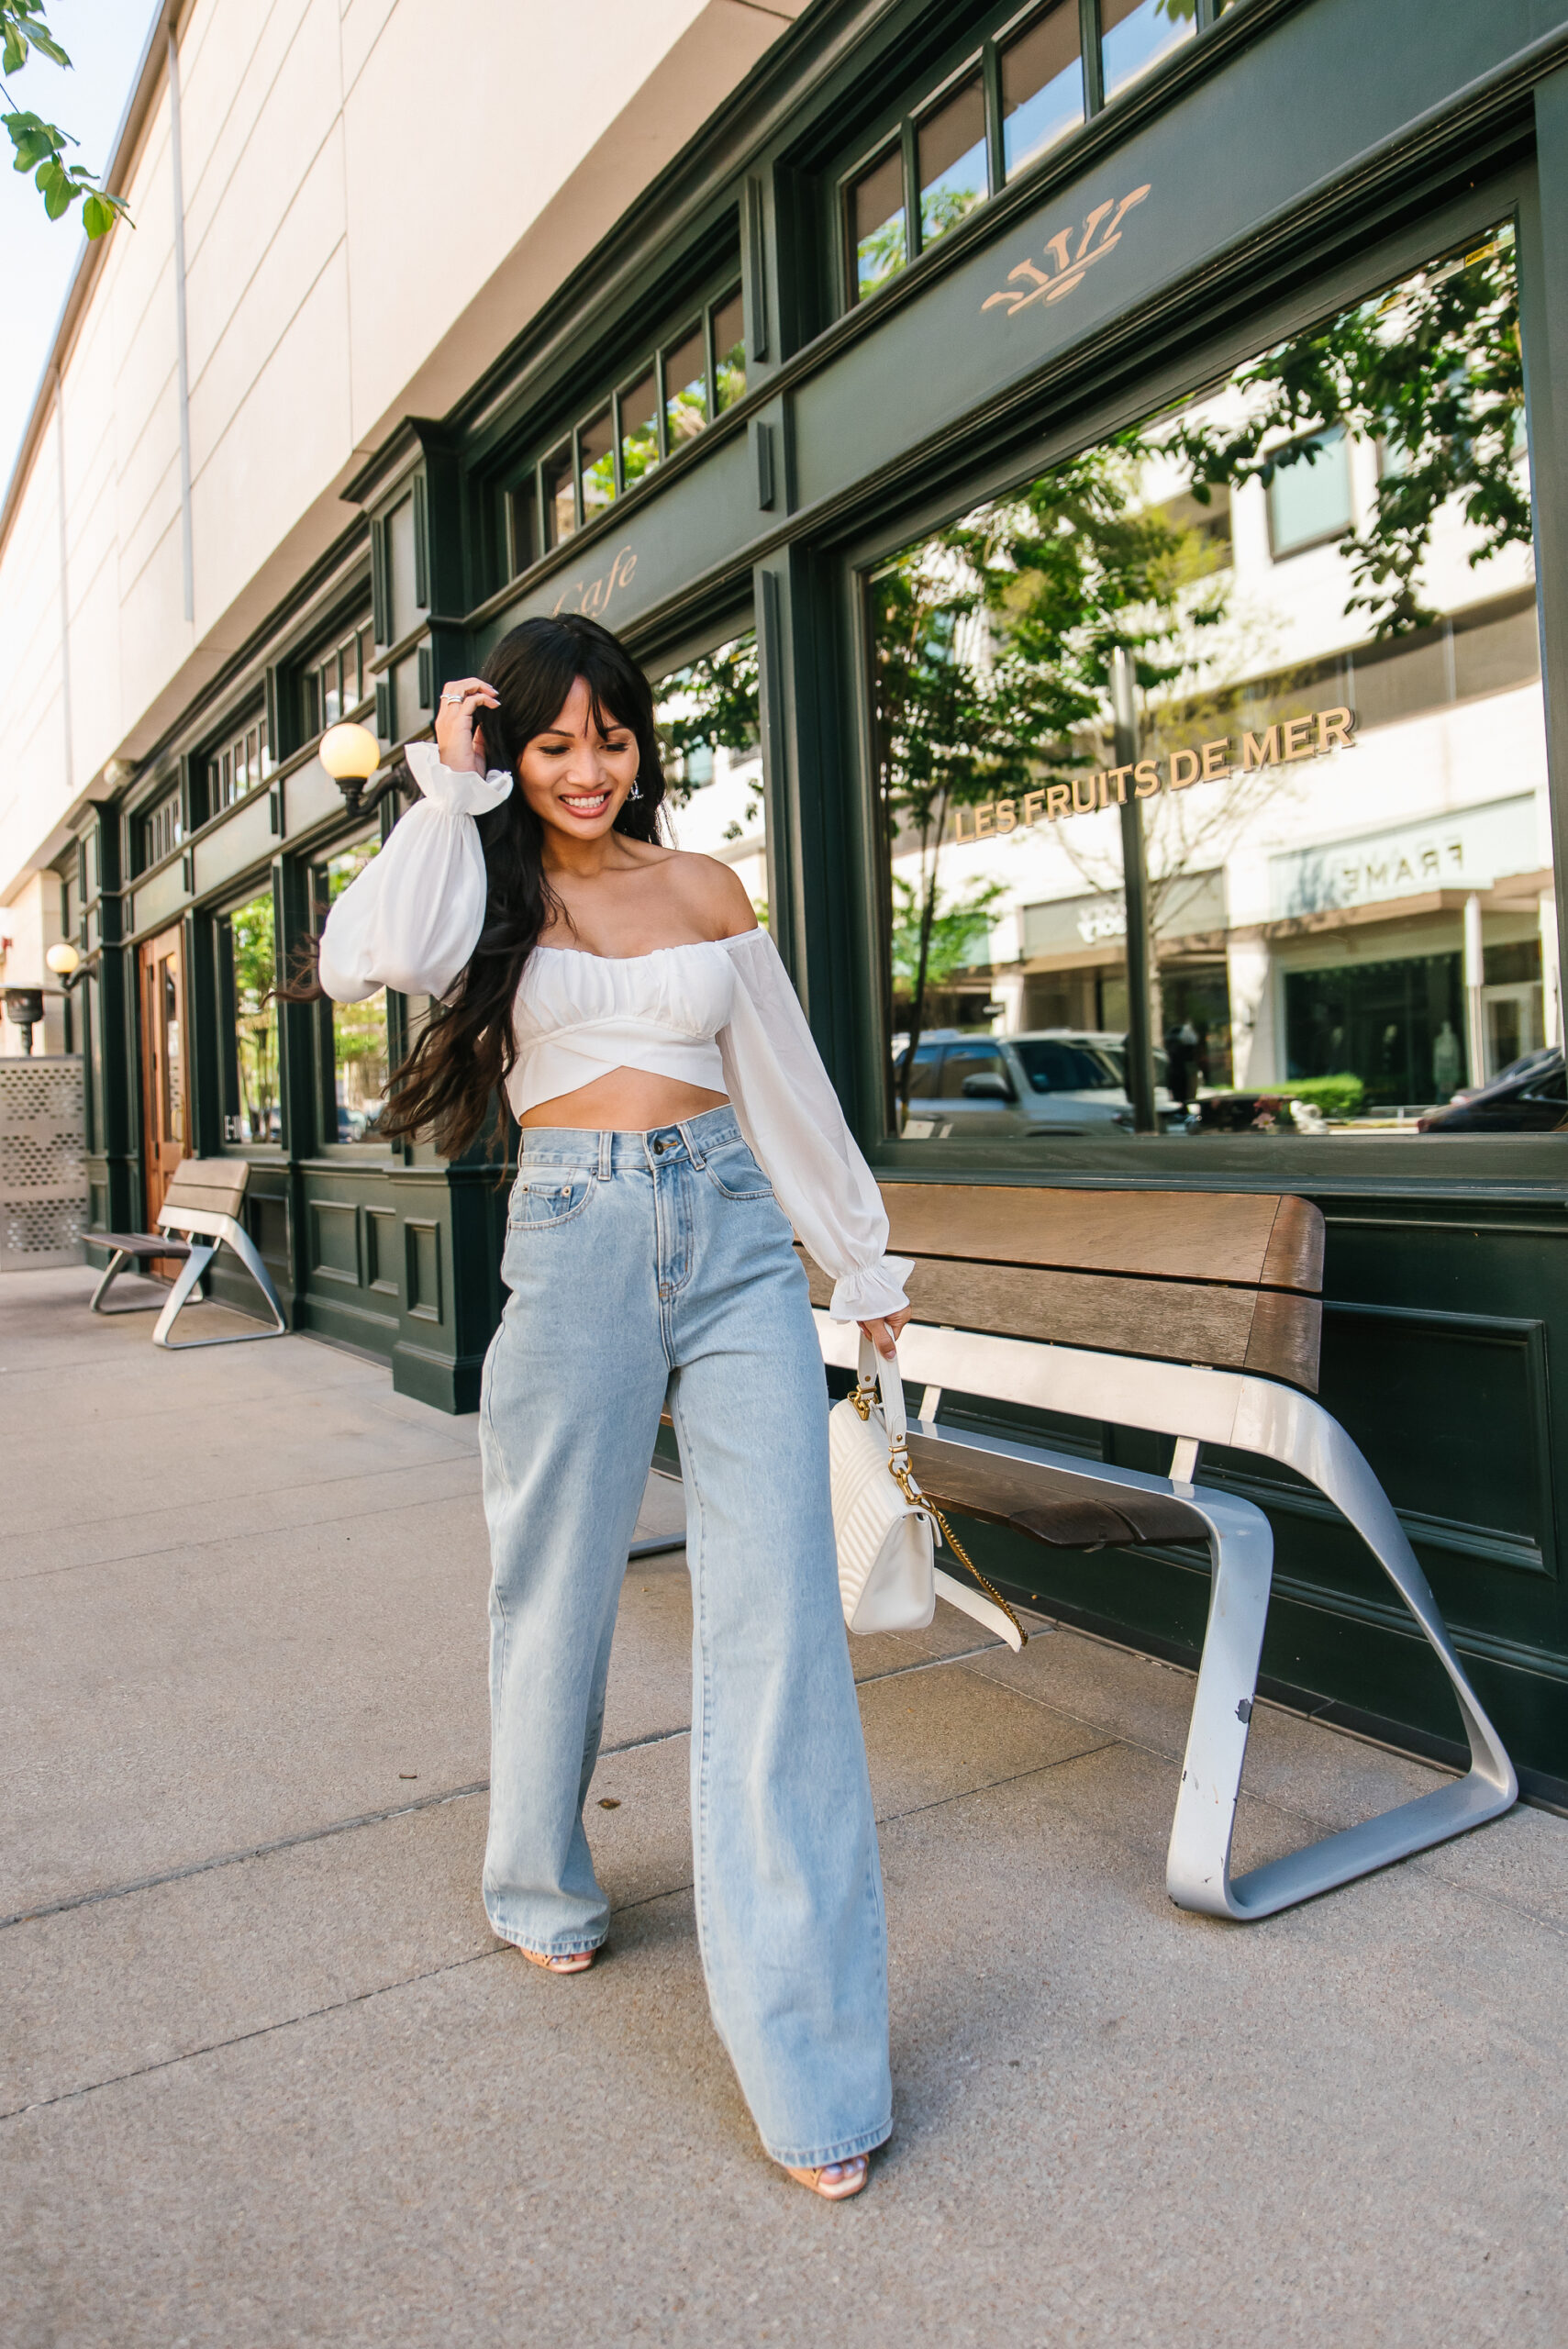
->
[[851, 146, 907, 301], [580, 407, 617, 519], [226, 890, 279, 1144], [1101, 0, 1197, 104], [713, 289, 747, 410], [543, 441, 576, 547], [873, 224, 1557, 1146], [917, 75, 988, 250], [324, 842, 390, 1141], [663, 324, 708, 448], [655, 631, 768, 929], [1001, 2, 1084, 180], [1266, 427, 1352, 557], [620, 369, 661, 486]]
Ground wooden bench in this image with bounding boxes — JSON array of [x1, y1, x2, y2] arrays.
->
[[803, 1182, 1517, 1922], [90, 1157, 286, 1349]]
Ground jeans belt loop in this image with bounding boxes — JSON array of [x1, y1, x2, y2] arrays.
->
[[678, 1116, 702, 1168], [598, 1130, 613, 1180]]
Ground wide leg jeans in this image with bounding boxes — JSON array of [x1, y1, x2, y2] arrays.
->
[[478, 1106, 892, 2168]]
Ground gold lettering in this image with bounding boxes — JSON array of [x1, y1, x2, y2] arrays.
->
[[1103, 764, 1132, 805], [995, 797, 1018, 833], [974, 803, 995, 838], [1318, 705, 1354, 751], [1200, 738, 1230, 782], [1021, 790, 1046, 828], [951, 807, 973, 844], [1133, 760, 1162, 798], [1242, 726, 1280, 769], [609, 545, 638, 593], [1283, 716, 1315, 761], [1169, 748, 1200, 789], [1045, 784, 1072, 820], [1071, 774, 1098, 814]]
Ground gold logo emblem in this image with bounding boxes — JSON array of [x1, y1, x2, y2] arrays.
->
[[982, 184, 1151, 317]]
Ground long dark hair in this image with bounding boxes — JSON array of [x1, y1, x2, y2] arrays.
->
[[381, 614, 667, 1156]]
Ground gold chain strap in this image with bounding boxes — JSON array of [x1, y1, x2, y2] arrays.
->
[[886, 1445, 1029, 1648]]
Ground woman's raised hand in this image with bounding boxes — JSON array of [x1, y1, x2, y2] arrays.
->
[[435, 676, 500, 774]]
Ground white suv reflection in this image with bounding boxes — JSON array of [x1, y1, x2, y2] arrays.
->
[[893, 1029, 1178, 1137]]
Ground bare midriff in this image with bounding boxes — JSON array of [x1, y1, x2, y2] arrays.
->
[[516, 1067, 729, 1131]]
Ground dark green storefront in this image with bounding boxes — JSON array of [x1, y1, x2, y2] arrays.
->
[[70, 0, 1568, 1808]]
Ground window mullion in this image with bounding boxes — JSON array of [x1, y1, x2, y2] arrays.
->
[[982, 39, 1005, 199], [1080, 0, 1104, 113]]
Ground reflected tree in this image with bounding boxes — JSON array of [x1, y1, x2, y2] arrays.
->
[[1164, 227, 1529, 635]]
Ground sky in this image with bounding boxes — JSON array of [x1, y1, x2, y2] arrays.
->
[[0, 0, 157, 497]]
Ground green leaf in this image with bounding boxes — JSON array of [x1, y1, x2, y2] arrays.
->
[[2, 26, 28, 72], [10, 122, 57, 171], [38, 153, 72, 216]]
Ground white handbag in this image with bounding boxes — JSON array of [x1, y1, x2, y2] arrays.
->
[[829, 1335, 1027, 1650]]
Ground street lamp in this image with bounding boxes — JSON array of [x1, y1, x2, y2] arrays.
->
[[46, 941, 82, 982], [318, 720, 412, 821]]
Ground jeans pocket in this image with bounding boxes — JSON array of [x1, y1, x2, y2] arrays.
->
[[702, 1141, 774, 1201], [507, 1170, 597, 1230]]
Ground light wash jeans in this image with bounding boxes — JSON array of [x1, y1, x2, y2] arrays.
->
[[477, 1106, 892, 2169]]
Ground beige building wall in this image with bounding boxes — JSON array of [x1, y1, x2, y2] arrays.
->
[[0, 0, 806, 997]]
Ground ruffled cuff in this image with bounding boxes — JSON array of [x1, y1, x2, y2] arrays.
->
[[403, 738, 513, 816], [828, 1254, 913, 1324]]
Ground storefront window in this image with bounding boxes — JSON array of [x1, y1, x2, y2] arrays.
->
[[620, 370, 661, 486], [713, 290, 747, 411], [663, 323, 709, 449], [543, 442, 575, 548], [225, 889, 279, 1144], [917, 74, 988, 250], [322, 841, 390, 1141], [1101, 0, 1196, 105], [871, 222, 1557, 1146], [851, 146, 907, 302], [1001, 1, 1084, 180], [580, 407, 617, 520], [656, 631, 767, 929]]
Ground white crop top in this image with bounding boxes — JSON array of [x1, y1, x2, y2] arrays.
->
[[317, 744, 911, 1323]]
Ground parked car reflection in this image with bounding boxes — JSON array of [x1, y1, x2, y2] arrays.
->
[[892, 1029, 1179, 1137], [1417, 1048, 1568, 1131]]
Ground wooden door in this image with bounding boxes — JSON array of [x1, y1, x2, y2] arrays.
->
[[139, 928, 187, 1250]]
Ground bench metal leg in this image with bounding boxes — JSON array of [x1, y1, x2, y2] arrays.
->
[[818, 1317, 1518, 1919], [152, 1226, 286, 1348], [1174, 1386, 1519, 1920], [88, 1249, 161, 1314]]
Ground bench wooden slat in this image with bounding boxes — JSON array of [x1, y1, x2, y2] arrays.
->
[[799, 1252, 1320, 1391], [161, 1157, 250, 1219], [97, 1232, 194, 1258], [880, 1183, 1324, 1296]]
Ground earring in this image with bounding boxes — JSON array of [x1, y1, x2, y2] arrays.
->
[[628, 775, 643, 801]]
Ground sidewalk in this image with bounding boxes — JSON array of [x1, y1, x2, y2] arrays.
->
[[4, 1266, 1565, 2348]]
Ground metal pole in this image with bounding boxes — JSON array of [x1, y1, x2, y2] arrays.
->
[[1111, 647, 1158, 1134], [1463, 890, 1487, 1086]]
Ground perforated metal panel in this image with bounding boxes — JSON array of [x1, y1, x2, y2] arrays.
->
[[0, 1056, 87, 1271]]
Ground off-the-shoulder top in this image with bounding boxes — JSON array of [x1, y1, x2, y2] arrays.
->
[[317, 744, 910, 1323]]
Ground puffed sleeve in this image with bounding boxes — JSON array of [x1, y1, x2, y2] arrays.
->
[[717, 928, 911, 1323], [317, 741, 513, 1003]]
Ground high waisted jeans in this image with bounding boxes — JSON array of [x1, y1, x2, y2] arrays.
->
[[477, 1105, 892, 2169]]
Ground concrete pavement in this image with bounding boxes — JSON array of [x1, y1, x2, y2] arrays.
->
[[4, 1265, 1565, 2347]]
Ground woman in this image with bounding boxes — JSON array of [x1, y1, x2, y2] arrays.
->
[[318, 613, 911, 2200]]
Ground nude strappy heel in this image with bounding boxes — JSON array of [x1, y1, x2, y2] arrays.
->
[[518, 1946, 596, 1974], [785, 2154, 869, 2200]]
